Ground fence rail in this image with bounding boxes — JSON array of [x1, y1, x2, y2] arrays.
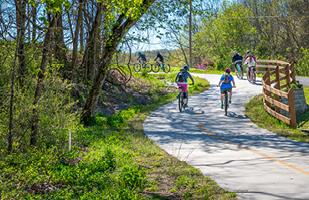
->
[[259, 58, 297, 129]]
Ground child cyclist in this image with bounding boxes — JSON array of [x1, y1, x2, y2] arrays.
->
[[218, 68, 236, 109], [175, 65, 194, 108]]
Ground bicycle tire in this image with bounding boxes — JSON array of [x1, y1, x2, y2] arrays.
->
[[133, 64, 141, 72], [224, 91, 228, 116], [240, 67, 243, 79], [144, 63, 152, 73], [152, 63, 160, 73], [252, 72, 256, 84], [236, 69, 240, 79], [178, 92, 183, 112], [163, 64, 170, 73]]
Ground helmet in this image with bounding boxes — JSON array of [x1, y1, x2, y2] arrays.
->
[[233, 50, 237, 54], [246, 50, 250, 54], [184, 65, 189, 71], [225, 68, 231, 73], [156, 51, 159, 53], [138, 52, 141, 55]]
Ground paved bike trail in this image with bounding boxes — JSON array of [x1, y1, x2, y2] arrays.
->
[[296, 76, 309, 86], [143, 74, 309, 200]]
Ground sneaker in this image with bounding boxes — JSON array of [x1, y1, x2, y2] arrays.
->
[[184, 103, 188, 108], [221, 104, 223, 109], [177, 94, 180, 99], [229, 98, 232, 104]]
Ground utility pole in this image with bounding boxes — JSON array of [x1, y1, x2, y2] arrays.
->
[[189, 0, 192, 67]]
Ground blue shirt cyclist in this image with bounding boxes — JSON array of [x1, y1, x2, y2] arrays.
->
[[218, 68, 236, 109], [137, 52, 147, 62]]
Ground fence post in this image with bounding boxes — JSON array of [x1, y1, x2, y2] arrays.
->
[[289, 61, 296, 84], [264, 69, 271, 108], [285, 64, 291, 87], [274, 66, 281, 113], [288, 87, 297, 129], [256, 57, 259, 73]]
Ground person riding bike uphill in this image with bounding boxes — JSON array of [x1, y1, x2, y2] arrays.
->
[[244, 53, 256, 78], [137, 52, 147, 68], [232, 50, 243, 73], [175, 65, 194, 108], [218, 68, 236, 109], [244, 50, 256, 62], [154, 51, 164, 65]]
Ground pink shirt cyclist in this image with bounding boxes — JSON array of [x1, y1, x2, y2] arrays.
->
[[175, 65, 194, 107]]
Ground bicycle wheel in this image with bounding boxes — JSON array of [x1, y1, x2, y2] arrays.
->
[[252, 72, 256, 84], [144, 63, 152, 73], [240, 67, 243, 79], [224, 92, 228, 116], [152, 63, 160, 73], [236, 68, 240, 79], [178, 92, 183, 112], [163, 64, 170, 73], [133, 64, 141, 72]]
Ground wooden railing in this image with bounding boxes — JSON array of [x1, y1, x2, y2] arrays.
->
[[259, 59, 297, 129]]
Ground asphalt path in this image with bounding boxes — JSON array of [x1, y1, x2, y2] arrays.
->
[[296, 76, 309, 86], [143, 74, 309, 200]]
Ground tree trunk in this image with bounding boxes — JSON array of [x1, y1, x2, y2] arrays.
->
[[54, 12, 68, 78], [15, 0, 26, 87], [81, 2, 104, 84], [31, 3, 37, 42], [81, 0, 155, 124], [71, 0, 85, 82], [30, 18, 54, 146], [80, 12, 84, 53]]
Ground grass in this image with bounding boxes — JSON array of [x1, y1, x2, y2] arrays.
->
[[245, 86, 309, 143], [1, 72, 238, 199]]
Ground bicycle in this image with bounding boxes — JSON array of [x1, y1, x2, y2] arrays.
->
[[220, 86, 236, 116], [153, 61, 170, 73], [247, 65, 256, 84], [178, 84, 192, 112], [233, 62, 243, 79], [133, 60, 152, 73]]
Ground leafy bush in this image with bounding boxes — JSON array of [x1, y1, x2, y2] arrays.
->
[[119, 165, 146, 189]]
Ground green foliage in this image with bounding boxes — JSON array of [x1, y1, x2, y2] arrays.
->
[[119, 165, 146, 189], [194, 1, 257, 70], [295, 48, 309, 76], [94, 105, 141, 128]]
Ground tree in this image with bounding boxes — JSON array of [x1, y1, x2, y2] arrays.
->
[[80, 0, 156, 124]]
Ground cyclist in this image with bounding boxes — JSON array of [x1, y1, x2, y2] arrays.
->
[[137, 52, 147, 68], [218, 68, 236, 109], [244, 54, 256, 78], [244, 50, 256, 62], [154, 51, 164, 66], [232, 50, 243, 74], [175, 65, 194, 108]]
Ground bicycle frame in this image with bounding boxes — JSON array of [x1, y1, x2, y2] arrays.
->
[[156, 61, 165, 69]]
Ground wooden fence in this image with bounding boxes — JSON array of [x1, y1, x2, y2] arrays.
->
[[259, 59, 297, 129]]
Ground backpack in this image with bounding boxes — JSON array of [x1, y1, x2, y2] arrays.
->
[[223, 73, 230, 84], [141, 53, 146, 61], [177, 71, 186, 82]]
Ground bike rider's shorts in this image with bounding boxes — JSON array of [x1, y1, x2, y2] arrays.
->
[[248, 65, 256, 71], [177, 82, 188, 93], [220, 88, 232, 94], [235, 60, 242, 64]]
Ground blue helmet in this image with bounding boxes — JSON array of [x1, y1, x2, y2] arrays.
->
[[184, 65, 189, 71], [138, 52, 141, 55]]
